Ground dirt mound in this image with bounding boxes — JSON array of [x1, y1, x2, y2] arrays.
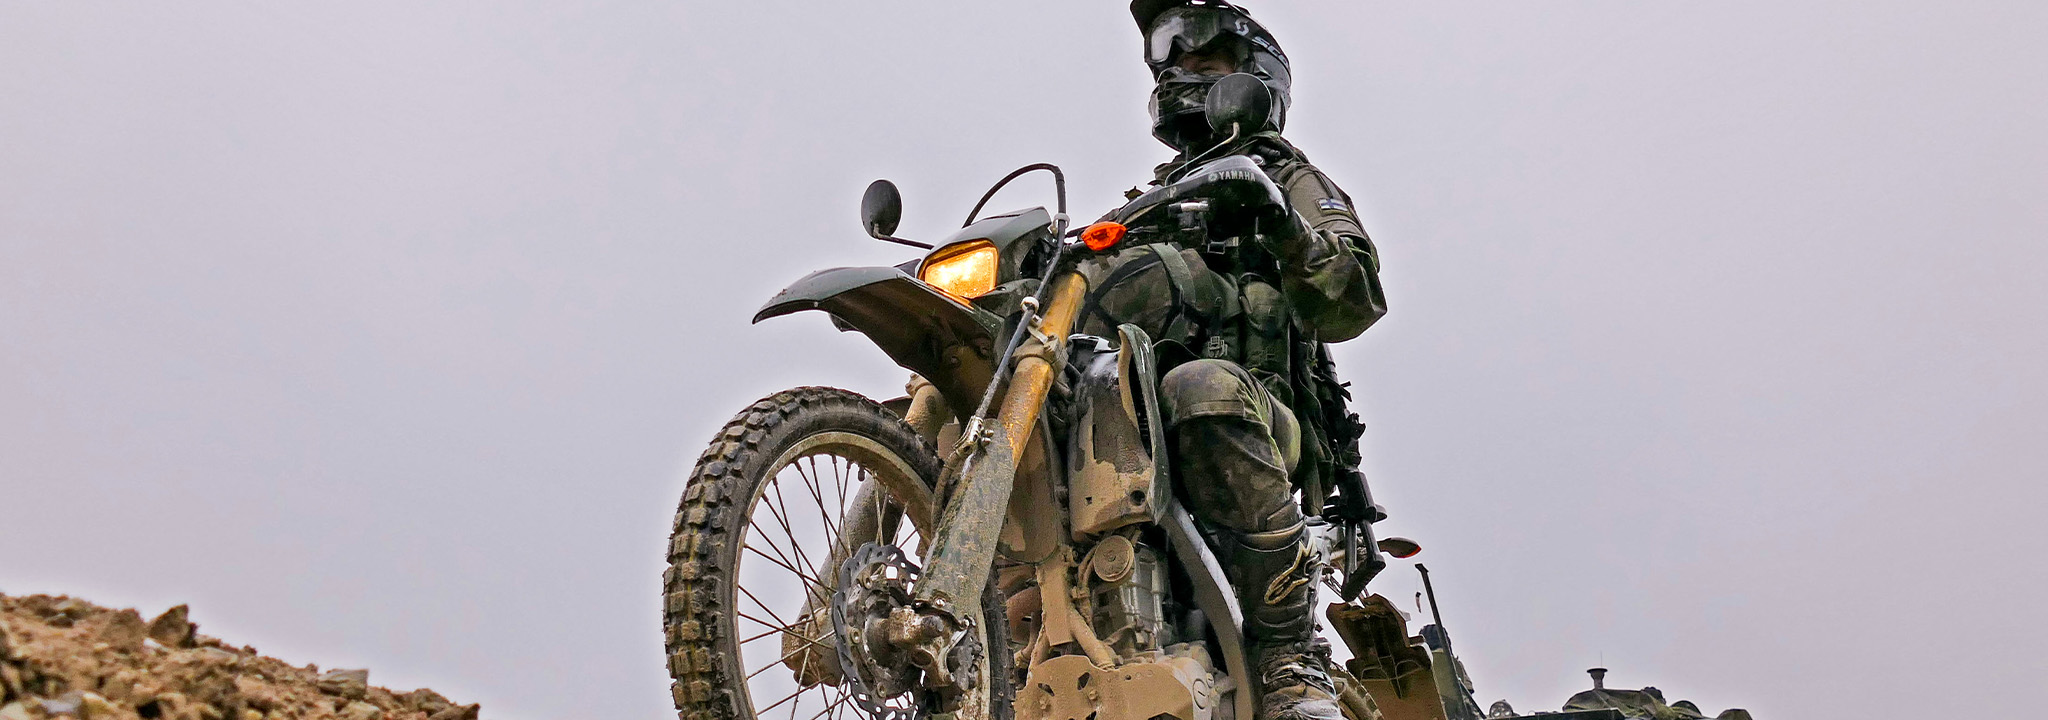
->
[[0, 593, 480, 720]]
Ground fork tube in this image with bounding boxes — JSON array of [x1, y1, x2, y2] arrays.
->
[[914, 271, 1089, 615]]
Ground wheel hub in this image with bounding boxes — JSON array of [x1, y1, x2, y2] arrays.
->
[[831, 543, 983, 720]]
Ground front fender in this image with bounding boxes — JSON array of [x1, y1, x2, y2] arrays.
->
[[754, 266, 1002, 418]]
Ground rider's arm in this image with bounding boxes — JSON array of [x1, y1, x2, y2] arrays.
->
[[1265, 162, 1387, 342]]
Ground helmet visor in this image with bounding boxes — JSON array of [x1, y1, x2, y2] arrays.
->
[[1145, 8, 1252, 67]]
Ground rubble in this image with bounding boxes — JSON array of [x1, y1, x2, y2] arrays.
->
[[0, 593, 481, 720]]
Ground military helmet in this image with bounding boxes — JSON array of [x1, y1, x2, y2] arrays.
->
[[1130, 0, 1292, 150]]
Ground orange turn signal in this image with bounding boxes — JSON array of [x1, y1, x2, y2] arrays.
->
[[1081, 222, 1127, 251]]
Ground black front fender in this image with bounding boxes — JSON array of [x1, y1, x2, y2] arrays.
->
[[755, 266, 1002, 417]]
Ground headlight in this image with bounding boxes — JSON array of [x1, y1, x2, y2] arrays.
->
[[919, 240, 998, 300]]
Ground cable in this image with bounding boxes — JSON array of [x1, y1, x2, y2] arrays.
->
[[962, 163, 1067, 227]]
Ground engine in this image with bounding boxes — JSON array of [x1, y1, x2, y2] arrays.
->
[[1085, 534, 1169, 655]]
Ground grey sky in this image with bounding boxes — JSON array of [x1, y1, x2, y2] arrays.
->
[[3, 2, 2044, 718]]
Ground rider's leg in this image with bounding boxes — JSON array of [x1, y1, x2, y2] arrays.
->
[[1160, 360, 1343, 720]]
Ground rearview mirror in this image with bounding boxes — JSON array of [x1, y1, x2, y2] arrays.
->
[[861, 179, 903, 239], [1205, 73, 1273, 137]]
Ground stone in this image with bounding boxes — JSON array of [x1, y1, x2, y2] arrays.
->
[[0, 702, 31, 720], [51, 599, 86, 620], [78, 693, 116, 719], [96, 610, 148, 652], [101, 671, 138, 702], [41, 691, 84, 716], [425, 703, 479, 720], [341, 701, 384, 720], [316, 669, 369, 700], [401, 689, 453, 715], [147, 606, 197, 648], [151, 692, 190, 715]]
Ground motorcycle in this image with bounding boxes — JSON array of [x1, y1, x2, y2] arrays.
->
[[664, 75, 1416, 720]]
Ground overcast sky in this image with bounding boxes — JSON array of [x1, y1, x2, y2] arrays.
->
[[3, 2, 2045, 718]]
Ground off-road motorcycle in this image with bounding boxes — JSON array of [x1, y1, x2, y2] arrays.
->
[[664, 75, 1453, 720]]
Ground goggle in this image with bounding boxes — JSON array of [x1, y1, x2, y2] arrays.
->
[[1145, 6, 1256, 67]]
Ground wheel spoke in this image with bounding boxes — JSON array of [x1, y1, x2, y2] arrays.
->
[[807, 693, 851, 720], [765, 477, 827, 583], [798, 458, 842, 543], [736, 610, 833, 654], [755, 686, 810, 716], [794, 458, 828, 539], [750, 499, 828, 589], [869, 469, 885, 541], [744, 537, 827, 590], [747, 640, 829, 681], [738, 623, 820, 646], [757, 477, 805, 559], [737, 584, 798, 627], [799, 456, 842, 541], [833, 456, 849, 515]]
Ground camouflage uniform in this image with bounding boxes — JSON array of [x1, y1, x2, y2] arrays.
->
[[1082, 133, 1383, 532], [1111, 2, 1382, 716], [1077, 132, 1385, 716]]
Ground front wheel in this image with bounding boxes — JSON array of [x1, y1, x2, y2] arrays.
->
[[665, 387, 1010, 720]]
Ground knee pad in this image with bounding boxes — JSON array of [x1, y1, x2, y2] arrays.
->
[[1159, 359, 1262, 427]]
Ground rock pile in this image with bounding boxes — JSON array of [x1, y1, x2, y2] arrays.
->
[[0, 593, 480, 720]]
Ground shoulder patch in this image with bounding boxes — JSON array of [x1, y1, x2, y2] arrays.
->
[[1316, 198, 1351, 214]]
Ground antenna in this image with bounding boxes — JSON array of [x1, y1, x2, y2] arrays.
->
[[1417, 563, 1447, 632]]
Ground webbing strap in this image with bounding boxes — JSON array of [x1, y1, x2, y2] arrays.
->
[[1147, 243, 1197, 343], [1079, 251, 1165, 334], [1077, 243, 1202, 345]]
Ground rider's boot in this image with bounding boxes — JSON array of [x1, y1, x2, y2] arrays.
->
[[1225, 521, 1346, 720]]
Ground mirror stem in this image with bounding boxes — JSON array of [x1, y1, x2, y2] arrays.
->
[[873, 235, 934, 250], [1167, 123, 1243, 182]]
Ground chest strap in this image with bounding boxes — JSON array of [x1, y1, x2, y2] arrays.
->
[[1078, 243, 1201, 345]]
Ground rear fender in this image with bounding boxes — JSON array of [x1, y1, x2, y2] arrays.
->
[[754, 266, 1002, 418]]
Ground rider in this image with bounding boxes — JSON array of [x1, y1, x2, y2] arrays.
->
[[1089, 3, 1388, 720]]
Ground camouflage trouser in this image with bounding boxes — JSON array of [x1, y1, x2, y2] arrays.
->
[[1158, 359, 1303, 534]]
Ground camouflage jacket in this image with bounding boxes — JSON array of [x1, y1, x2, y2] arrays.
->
[[1075, 135, 1385, 503], [1078, 134, 1385, 396]]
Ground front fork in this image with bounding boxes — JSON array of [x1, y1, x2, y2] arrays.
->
[[891, 270, 1090, 689]]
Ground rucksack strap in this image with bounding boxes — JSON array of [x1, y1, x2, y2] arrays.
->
[[1146, 243, 1198, 343], [1079, 249, 1165, 333], [1077, 243, 1203, 347]]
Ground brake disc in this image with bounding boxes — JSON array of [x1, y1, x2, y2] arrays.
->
[[831, 543, 924, 720]]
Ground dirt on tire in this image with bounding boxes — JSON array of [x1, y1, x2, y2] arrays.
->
[[0, 593, 481, 720]]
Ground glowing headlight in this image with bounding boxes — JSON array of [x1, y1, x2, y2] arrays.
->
[[919, 240, 998, 300]]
